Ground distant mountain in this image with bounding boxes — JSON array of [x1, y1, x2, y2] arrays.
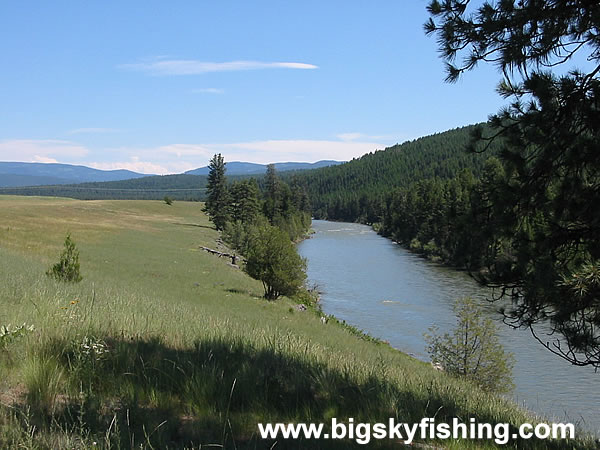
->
[[0, 162, 150, 187], [185, 160, 343, 176], [0, 174, 75, 187], [0, 160, 344, 188]]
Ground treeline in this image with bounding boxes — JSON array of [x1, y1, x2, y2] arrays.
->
[[204, 155, 311, 299], [288, 124, 509, 271], [0, 174, 209, 201], [204, 157, 311, 241], [379, 158, 503, 270], [294, 124, 502, 223]]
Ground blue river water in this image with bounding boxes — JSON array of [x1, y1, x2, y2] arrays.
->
[[298, 220, 599, 435]]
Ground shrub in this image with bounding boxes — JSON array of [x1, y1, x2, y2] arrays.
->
[[424, 297, 514, 393], [244, 223, 307, 300], [46, 233, 83, 283]]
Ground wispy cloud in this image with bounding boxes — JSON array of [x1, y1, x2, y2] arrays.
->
[[88, 158, 172, 175], [99, 139, 379, 173], [191, 88, 225, 94], [0, 139, 89, 162], [212, 139, 382, 164], [66, 128, 121, 135], [120, 58, 318, 75]]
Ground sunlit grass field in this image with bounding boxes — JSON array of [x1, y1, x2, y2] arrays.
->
[[0, 196, 592, 449]]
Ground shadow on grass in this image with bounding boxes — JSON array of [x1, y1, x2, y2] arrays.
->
[[225, 288, 251, 295], [172, 222, 215, 231], [6, 334, 587, 449]]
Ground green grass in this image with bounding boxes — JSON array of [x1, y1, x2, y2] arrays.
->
[[0, 196, 593, 449]]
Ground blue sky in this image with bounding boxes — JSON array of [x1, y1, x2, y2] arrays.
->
[[0, 1, 507, 174]]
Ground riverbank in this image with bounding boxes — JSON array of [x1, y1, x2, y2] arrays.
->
[[299, 220, 600, 438], [0, 197, 594, 448]]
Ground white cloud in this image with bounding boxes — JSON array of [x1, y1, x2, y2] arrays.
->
[[212, 139, 382, 163], [31, 156, 59, 163], [155, 143, 215, 158], [85, 144, 216, 174], [191, 88, 225, 94], [88, 159, 171, 175], [120, 59, 318, 75], [0, 139, 89, 162]]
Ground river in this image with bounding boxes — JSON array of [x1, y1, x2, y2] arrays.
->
[[298, 220, 599, 435]]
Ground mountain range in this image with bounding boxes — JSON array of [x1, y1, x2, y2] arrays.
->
[[0, 160, 343, 187], [0, 162, 148, 187]]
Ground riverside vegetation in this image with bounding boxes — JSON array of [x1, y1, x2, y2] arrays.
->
[[203, 155, 310, 300], [0, 196, 594, 448]]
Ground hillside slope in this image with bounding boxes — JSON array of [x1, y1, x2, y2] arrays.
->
[[186, 160, 342, 176], [294, 124, 501, 221]]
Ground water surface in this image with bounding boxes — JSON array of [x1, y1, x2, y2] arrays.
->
[[298, 220, 599, 434]]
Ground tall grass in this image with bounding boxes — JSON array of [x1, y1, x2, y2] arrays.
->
[[0, 196, 594, 448]]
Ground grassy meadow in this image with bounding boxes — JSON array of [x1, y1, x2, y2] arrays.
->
[[0, 196, 592, 449]]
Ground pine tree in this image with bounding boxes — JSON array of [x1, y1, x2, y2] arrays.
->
[[426, 0, 600, 367], [46, 233, 83, 283], [203, 154, 230, 230], [263, 163, 281, 222], [229, 179, 261, 224]]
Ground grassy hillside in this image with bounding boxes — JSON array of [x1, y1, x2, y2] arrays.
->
[[0, 197, 589, 448]]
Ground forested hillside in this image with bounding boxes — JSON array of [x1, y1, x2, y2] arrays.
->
[[186, 160, 342, 175], [295, 124, 500, 222]]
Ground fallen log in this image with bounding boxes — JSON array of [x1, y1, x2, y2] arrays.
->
[[199, 246, 245, 264]]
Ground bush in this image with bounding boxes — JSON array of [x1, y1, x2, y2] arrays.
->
[[46, 233, 83, 283], [163, 196, 173, 205], [424, 297, 514, 393], [244, 223, 307, 300]]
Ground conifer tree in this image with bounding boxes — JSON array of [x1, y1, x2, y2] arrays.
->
[[229, 179, 261, 224], [204, 153, 230, 230], [46, 233, 83, 283], [426, 0, 600, 367], [263, 163, 280, 222]]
